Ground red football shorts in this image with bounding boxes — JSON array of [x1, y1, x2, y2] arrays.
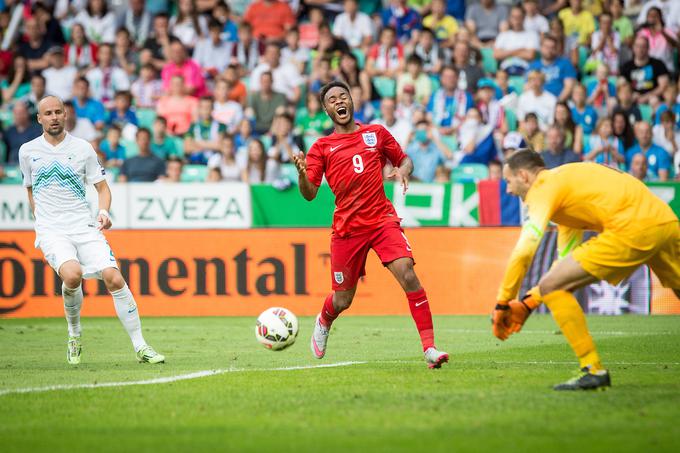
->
[[330, 221, 414, 291]]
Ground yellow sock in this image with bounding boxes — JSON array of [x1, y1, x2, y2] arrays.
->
[[524, 286, 543, 310], [543, 290, 603, 372]]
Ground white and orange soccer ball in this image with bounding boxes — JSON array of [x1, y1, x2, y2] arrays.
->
[[255, 307, 299, 350]]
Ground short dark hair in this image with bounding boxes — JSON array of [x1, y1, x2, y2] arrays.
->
[[505, 149, 545, 172], [136, 127, 151, 138], [318, 81, 351, 106]]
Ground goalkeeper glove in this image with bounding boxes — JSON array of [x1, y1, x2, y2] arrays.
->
[[491, 303, 511, 341], [507, 295, 540, 334]]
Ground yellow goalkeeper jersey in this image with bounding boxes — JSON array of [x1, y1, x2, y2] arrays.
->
[[497, 162, 678, 302]]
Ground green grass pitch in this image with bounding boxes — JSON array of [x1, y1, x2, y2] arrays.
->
[[1, 315, 679, 452]]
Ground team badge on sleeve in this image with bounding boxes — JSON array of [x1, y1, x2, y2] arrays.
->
[[334, 272, 344, 284], [362, 132, 377, 147]]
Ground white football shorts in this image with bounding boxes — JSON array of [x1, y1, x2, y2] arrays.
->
[[37, 228, 119, 279]]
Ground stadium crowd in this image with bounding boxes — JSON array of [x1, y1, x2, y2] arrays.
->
[[1, 0, 680, 185]]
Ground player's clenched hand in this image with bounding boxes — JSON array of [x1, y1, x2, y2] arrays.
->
[[291, 151, 307, 176], [507, 299, 533, 334], [491, 303, 511, 341], [97, 209, 112, 230], [387, 167, 409, 194]]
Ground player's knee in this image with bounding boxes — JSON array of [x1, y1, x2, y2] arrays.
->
[[60, 266, 82, 289], [103, 269, 125, 291], [333, 291, 355, 311], [538, 276, 560, 295]]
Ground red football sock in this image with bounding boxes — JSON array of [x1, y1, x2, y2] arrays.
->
[[319, 293, 338, 328], [407, 288, 435, 351]]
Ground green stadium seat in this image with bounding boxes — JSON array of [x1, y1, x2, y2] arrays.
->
[[581, 75, 597, 89], [451, 163, 489, 183], [170, 136, 185, 156], [303, 135, 317, 152], [440, 135, 458, 152], [508, 76, 524, 95], [480, 47, 498, 74], [181, 165, 208, 182], [0, 109, 13, 128], [1, 166, 23, 184], [260, 134, 272, 150], [505, 107, 518, 132], [136, 109, 157, 129], [120, 139, 139, 158], [639, 104, 652, 122], [0, 140, 6, 163], [351, 48, 366, 70], [106, 166, 120, 182], [578, 46, 589, 72], [429, 74, 440, 92], [373, 76, 396, 98], [279, 163, 298, 184]]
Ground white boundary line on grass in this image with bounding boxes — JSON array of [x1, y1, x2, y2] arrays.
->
[[0, 361, 367, 397]]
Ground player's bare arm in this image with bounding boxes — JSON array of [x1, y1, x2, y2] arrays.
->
[[94, 180, 113, 230], [386, 156, 413, 195], [292, 151, 319, 201], [26, 187, 35, 216]]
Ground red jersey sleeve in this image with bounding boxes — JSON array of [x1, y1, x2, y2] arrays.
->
[[305, 141, 325, 187], [378, 126, 406, 167]]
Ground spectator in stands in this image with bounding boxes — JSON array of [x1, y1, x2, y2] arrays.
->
[[85, 43, 131, 108], [1, 56, 30, 103], [4, 102, 41, 164], [151, 116, 180, 159], [113, 28, 138, 77], [350, 85, 375, 124], [157, 74, 199, 135], [281, 27, 310, 76], [452, 41, 484, 94], [457, 107, 498, 165], [397, 54, 432, 106], [221, 64, 247, 108], [165, 157, 184, 183], [637, 7, 678, 74], [231, 22, 264, 76], [586, 64, 617, 117], [382, 0, 421, 44], [212, 78, 244, 134], [423, 0, 459, 47], [119, 128, 167, 182], [655, 84, 680, 128], [143, 13, 174, 71], [64, 101, 99, 143], [528, 34, 577, 102], [487, 159, 503, 181], [584, 117, 625, 168], [19, 73, 47, 118], [99, 125, 126, 167], [243, 0, 296, 42], [193, 19, 232, 79], [64, 23, 98, 71], [108, 90, 138, 131], [570, 83, 597, 136], [476, 79, 506, 134], [613, 80, 642, 126], [372, 97, 412, 149], [652, 111, 680, 164], [620, 36, 670, 108], [170, 0, 208, 50], [32, 2, 66, 45], [558, 0, 595, 54], [493, 69, 515, 99], [493, 6, 539, 76], [612, 110, 636, 151], [309, 57, 335, 95], [406, 119, 452, 183], [118, 0, 152, 48], [298, 7, 324, 50], [626, 121, 672, 181], [43, 46, 78, 101], [267, 113, 301, 165], [295, 92, 333, 138], [250, 43, 304, 104], [131, 64, 163, 110], [161, 39, 206, 97], [366, 26, 405, 79], [516, 70, 556, 131], [465, 0, 509, 47], [235, 118, 254, 152], [520, 112, 544, 152], [18, 17, 52, 73], [207, 134, 242, 182], [411, 27, 447, 76], [610, 0, 634, 47], [396, 85, 419, 124], [629, 153, 649, 182], [427, 65, 473, 135], [241, 138, 279, 183], [636, 0, 680, 31], [501, 131, 527, 159], [554, 101, 582, 153], [183, 96, 225, 164], [211, 1, 238, 42], [333, 0, 373, 50], [337, 52, 374, 102], [247, 71, 287, 135], [75, 0, 117, 44], [588, 12, 620, 75], [522, 0, 549, 36], [540, 125, 580, 169], [72, 77, 107, 130]]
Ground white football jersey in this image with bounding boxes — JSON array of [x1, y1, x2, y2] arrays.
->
[[19, 133, 106, 238]]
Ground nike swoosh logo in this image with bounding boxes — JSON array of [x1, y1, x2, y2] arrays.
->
[[330, 145, 342, 152], [32, 158, 41, 162], [415, 300, 428, 307], [128, 307, 137, 314]]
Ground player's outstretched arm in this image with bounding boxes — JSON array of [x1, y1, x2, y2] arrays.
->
[[94, 180, 113, 230], [292, 151, 319, 201]]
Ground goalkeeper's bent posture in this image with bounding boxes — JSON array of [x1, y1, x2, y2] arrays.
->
[[493, 150, 680, 390]]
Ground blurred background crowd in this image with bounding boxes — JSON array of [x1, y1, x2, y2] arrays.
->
[[0, 0, 679, 185]]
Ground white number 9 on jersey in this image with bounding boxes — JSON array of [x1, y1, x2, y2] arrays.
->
[[352, 154, 364, 174]]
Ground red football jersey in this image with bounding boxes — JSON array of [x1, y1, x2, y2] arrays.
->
[[306, 123, 406, 237]]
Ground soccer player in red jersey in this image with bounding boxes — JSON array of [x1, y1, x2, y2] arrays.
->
[[291, 81, 449, 368]]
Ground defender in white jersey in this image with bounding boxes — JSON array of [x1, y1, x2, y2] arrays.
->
[[19, 96, 164, 365]]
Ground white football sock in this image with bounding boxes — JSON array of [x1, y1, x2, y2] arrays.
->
[[62, 283, 83, 337], [111, 284, 146, 352]]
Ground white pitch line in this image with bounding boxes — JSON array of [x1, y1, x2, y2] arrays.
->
[[0, 361, 367, 397], [378, 328, 677, 336]]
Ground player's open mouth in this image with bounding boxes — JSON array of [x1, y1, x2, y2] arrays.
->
[[336, 106, 348, 117]]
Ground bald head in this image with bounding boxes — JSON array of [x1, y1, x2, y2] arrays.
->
[[38, 95, 65, 113], [37, 96, 67, 137]]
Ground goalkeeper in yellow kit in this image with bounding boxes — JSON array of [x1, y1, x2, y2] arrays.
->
[[492, 150, 680, 390]]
